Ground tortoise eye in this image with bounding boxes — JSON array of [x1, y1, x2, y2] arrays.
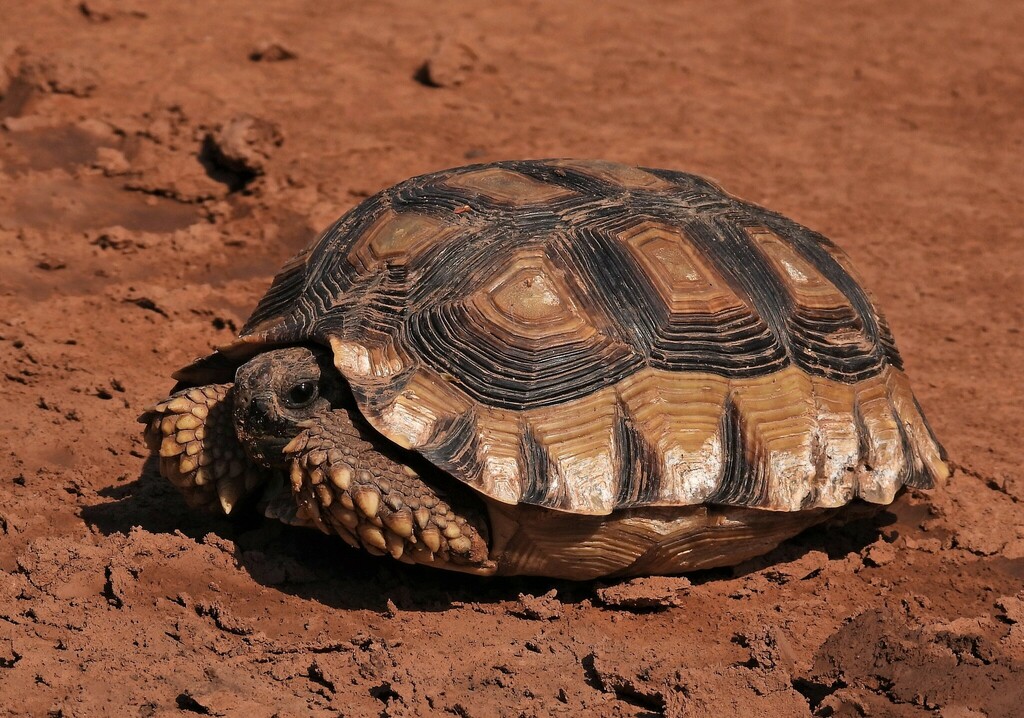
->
[[286, 380, 318, 407]]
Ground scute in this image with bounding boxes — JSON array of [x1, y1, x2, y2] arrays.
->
[[175, 159, 949, 515]]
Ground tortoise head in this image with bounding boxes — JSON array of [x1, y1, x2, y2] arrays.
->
[[232, 345, 342, 468]]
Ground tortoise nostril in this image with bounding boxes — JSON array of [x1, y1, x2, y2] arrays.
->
[[247, 395, 274, 429]]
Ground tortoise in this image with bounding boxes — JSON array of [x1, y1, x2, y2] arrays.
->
[[141, 159, 949, 580]]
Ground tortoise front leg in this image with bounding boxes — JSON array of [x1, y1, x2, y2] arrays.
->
[[140, 383, 269, 514], [285, 414, 496, 575]]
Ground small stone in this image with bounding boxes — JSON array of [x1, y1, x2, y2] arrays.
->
[[862, 541, 897, 567], [513, 589, 562, 621], [249, 40, 297, 62], [595, 576, 690, 611], [204, 114, 283, 178], [0, 635, 21, 668], [415, 37, 479, 88], [2, 114, 57, 132], [903, 536, 942, 553], [93, 147, 131, 175], [23, 53, 98, 97], [78, 0, 148, 22], [953, 527, 1007, 556], [0, 42, 21, 99], [996, 592, 1024, 624]]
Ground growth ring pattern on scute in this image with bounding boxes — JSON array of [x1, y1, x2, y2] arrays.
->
[[193, 159, 948, 515]]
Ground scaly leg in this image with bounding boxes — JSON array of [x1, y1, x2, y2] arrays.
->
[[285, 413, 495, 575], [140, 384, 269, 514]]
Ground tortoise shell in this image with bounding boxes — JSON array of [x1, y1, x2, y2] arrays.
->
[[177, 159, 949, 516]]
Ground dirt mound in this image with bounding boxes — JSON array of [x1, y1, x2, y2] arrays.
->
[[2, 1, 1022, 716]]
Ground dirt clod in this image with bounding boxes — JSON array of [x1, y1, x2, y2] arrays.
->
[[203, 115, 283, 186], [415, 37, 479, 88], [21, 53, 98, 97], [78, 1, 148, 23], [249, 41, 297, 63], [862, 540, 897, 567], [512, 589, 562, 620], [997, 592, 1024, 624], [595, 576, 690, 611]]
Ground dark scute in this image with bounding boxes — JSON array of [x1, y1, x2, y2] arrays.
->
[[612, 402, 661, 507], [410, 300, 645, 409], [420, 408, 482, 481], [501, 160, 618, 197], [744, 204, 889, 378], [554, 223, 664, 351], [519, 426, 561, 507], [706, 396, 767, 507]]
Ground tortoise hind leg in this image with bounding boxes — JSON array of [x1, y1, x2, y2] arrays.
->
[[140, 383, 269, 514], [285, 412, 496, 575]]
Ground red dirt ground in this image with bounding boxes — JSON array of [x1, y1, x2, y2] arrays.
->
[[1, 2, 1022, 716]]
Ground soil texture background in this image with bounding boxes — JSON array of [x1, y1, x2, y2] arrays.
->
[[1, 1, 1023, 716]]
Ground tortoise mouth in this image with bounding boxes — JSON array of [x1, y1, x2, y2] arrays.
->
[[236, 431, 295, 470]]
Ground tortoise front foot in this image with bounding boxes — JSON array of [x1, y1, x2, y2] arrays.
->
[[284, 417, 495, 575], [140, 383, 269, 514]]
